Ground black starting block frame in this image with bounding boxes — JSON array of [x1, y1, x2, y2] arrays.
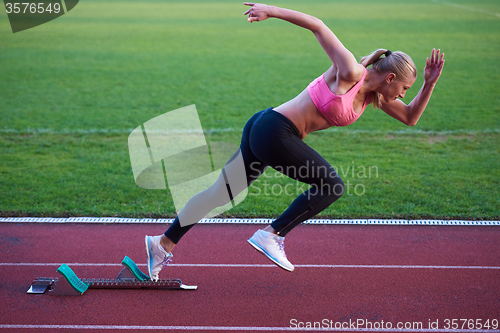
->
[[27, 256, 197, 295]]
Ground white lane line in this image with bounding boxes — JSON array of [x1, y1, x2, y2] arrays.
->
[[1, 263, 499, 269], [0, 127, 498, 135], [432, 0, 500, 17], [1, 217, 499, 226], [0, 324, 497, 332]]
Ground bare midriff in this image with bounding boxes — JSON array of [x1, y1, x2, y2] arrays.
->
[[273, 88, 331, 140]]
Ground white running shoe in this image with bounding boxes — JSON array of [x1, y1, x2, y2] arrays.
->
[[145, 235, 172, 281], [247, 229, 294, 272]]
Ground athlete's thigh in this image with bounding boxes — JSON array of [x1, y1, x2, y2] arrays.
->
[[261, 136, 339, 186], [223, 145, 268, 190]]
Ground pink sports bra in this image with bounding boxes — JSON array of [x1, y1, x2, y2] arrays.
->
[[307, 67, 371, 127]]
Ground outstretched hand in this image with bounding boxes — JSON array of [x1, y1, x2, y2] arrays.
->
[[424, 48, 445, 86], [243, 3, 272, 23]]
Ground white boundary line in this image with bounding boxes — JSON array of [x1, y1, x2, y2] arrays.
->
[[0, 324, 497, 332], [0, 217, 498, 226], [432, 0, 500, 17], [0, 127, 499, 135], [1, 262, 499, 270]]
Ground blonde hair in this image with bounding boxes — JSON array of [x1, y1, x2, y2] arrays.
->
[[361, 49, 417, 108]]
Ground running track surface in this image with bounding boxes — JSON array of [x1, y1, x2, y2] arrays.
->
[[0, 222, 499, 332]]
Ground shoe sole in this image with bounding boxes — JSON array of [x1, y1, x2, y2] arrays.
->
[[144, 236, 154, 279], [247, 238, 294, 272]]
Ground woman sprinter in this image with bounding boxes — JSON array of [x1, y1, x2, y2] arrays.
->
[[145, 3, 445, 280]]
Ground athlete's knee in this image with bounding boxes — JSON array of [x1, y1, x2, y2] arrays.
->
[[331, 176, 345, 198], [318, 176, 345, 199]]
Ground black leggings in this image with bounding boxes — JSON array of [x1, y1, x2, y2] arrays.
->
[[164, 107, 345, 243]]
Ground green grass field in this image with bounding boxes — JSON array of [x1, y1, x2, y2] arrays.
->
[[1, 0, 499, 219]]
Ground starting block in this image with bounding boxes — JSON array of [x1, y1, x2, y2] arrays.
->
[[27, 256, 197, 295]]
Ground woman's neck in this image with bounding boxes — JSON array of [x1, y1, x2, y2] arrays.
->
[[360, 68, 385, 95]]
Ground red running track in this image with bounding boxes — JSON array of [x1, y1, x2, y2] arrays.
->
[[0, 222, 499, 332]]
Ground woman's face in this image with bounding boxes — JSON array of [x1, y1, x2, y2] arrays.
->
[[382, 73, 416, 102]]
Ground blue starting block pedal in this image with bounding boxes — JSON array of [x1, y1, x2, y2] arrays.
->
[[118, 256, 151, 282], [27, 256, 197, 295]]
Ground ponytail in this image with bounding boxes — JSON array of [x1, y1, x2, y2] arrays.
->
[[360, 49, 388, 68], [361, 49, 417, 108]]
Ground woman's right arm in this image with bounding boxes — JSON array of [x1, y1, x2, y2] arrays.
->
[[243, 3, 363, 80]]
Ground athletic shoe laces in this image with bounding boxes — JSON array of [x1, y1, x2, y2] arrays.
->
[[161, 254, 172, 268], [276, 237, 286, 257]]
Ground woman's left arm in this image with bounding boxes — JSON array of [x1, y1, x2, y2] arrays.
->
[[381, 49, 445, 126]]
